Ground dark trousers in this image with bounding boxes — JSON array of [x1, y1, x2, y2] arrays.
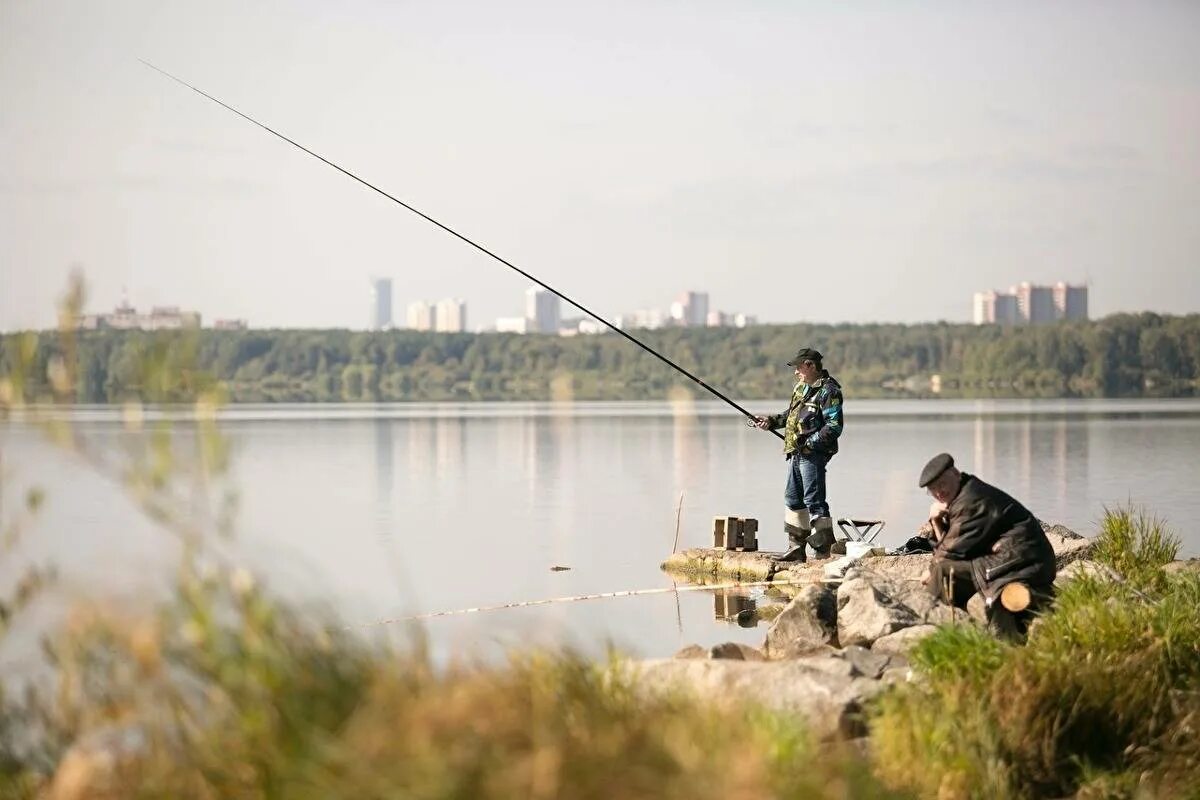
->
[[784, 451, 830, 519], [927, 558, 1049, 642]]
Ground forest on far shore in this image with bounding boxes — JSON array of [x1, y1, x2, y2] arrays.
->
[[2, 312, 1198, 403]]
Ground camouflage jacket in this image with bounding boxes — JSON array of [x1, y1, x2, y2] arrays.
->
[[767, 372, 844, 457]]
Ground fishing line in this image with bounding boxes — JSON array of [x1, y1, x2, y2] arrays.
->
[[345, 577, 839, 628]]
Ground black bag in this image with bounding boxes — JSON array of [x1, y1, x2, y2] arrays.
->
[[889, 535, 934, 556]]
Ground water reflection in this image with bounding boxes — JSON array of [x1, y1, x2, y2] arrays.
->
[[970, 414, 1089, 525], [712, 587, 757, 625]]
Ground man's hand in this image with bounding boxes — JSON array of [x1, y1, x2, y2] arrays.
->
[[751, 416, 772, 430]]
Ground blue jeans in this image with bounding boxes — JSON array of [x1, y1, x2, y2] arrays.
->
[[784, 452, 830, 519]]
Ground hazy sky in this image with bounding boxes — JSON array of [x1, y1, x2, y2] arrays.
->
[[2, 0, 1198, 331]]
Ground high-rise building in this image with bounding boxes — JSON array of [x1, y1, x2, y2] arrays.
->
[[495, 316, 530, 334], [617, 308, 666, 330], [675, 291, 709, 327], [1013, 282, 1056, 324], [406, 301, 436, 331], [973, 291, 1020, 325], [434, 298, 467, 332], [1054, 282, 1088, 321], [525, 287, 560, 334], [370, 278, 393, 330]]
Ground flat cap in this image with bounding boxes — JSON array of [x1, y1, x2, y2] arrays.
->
[[918, 453, 955, 488], [786, 347, 823, 366]]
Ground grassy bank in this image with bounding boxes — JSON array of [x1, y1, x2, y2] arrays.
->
[[872, 508, 1200, 799]]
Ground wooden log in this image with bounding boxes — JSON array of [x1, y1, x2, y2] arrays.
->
[[1000, 581, 1032, 613]]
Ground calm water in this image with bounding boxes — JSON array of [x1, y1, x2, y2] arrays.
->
[[2, 399, 1198, 660]]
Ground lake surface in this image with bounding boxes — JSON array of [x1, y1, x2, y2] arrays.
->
[[2, 398, 1198, 661]]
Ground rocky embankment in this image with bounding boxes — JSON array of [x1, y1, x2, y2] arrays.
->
[[641, 523, 1099, 737]]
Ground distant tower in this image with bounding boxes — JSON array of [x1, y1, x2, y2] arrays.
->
[[525, 287, 560, 333], [434, 298, 467, 332], [406, 301, 436, 331], [1054, 282, 1088, 321], [676, 291, 709, 327], [1013, 282, 1055, 324], [370, 278, 393, 330]]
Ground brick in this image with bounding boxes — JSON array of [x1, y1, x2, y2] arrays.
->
[[724, 516, 743, 549], [712, 517, 727, 549], [740, 518, 759, 552]]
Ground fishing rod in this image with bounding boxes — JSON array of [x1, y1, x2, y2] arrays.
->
[[140, 60, 782, 440], [346, 577, 814, 627]]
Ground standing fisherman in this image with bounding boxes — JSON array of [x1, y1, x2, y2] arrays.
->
[[753, 348, 844, 562]]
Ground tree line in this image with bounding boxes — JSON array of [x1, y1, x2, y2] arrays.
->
[[2, 313, 1197, 403]]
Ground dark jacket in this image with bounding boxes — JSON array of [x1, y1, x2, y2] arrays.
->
[[936, 473, 1056, 603], [766, 371, 844, 457]]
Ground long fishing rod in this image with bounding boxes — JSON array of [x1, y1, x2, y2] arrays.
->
[[140, 60, 782, 439]]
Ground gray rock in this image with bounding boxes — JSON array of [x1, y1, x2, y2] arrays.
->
[[1041, 522, 1095, 567], [764, 583, 837, 658], [789, 651, 856, 679], [871, 624, 939, 655], [1056, 559, 1121, 585], [965, 593, 989, 624], [836, 575, 961, 647], [836, 576, 921, 646], [629, 658, 883, 737], [838, 645, 893, 679], [880, 665, 913, 685], [674, 644, 707, 659], [709, 642, 765, 661], [853, 554, 934, 583]]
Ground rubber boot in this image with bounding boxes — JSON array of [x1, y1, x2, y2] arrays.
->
[[776, 509, 811, 563], [807, 517, 835, 560]]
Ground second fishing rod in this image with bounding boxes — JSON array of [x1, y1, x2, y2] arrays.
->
[[141, 60, 783, 440]]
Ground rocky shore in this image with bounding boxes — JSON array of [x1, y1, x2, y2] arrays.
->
[[645, 522, 1101, 736]]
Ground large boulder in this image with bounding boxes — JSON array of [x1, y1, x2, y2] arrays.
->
[[709, 642, 766, 661], [1055, 559, 1120, 585], [629, 659, 883, 737], [764, 583, 837, 658], [1041, 522, 1095, 567], [852, 553, 934, 583], [870, 624, 939, 656], [836, 573, 964, 647], [837, 645, 894, 680], [674, 642, 767, 660]]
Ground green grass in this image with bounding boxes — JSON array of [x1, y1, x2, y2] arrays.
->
[[870, 506, 1198, 800], [1091, 505, 1180, 590]]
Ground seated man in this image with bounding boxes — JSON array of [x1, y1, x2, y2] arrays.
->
[[918, 453, 1056, 639]]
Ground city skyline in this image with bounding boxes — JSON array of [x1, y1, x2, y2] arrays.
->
[[3, 3, 1198, 332]]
